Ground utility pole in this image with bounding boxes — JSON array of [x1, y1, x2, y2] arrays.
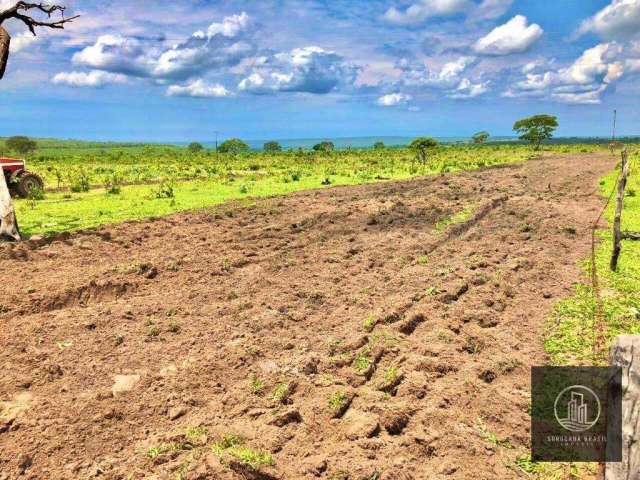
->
[[612, 109, 617, 143]]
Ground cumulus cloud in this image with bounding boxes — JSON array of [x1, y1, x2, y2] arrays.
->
[[166, 80, 230, 98], [238, 46, 358, 94], [382, 0, 470, 25], [382, 0, 511, 24], [474, 0, 513, 20], [448, 78, 490, 98], [473, 15, 543, 55], [9, 32, 41, 53], [52, 70, 128, 88], [377, 92, 412, 106], [578, 0, 640, 40], [72, 12, 255, 81], [506, 43, 625, 103], [398, 56, 475, 89]]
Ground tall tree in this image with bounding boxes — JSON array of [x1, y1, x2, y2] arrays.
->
[[513, 115, 558, 150], [0, 2, 78, 241]]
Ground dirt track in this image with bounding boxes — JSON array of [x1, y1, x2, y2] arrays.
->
[[0, 153, 615, 479]]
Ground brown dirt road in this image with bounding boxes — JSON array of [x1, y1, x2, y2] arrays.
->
[[0, 152, 615, 479]]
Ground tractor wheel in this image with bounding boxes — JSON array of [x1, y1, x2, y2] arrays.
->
[[16, 172, 44, 198]]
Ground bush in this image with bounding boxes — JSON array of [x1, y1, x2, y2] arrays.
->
[[373, 141, 385, 150], [313, 141, 335, 153], [69, 168, 91, 192], [219, 138, 249, 154], [263, 141, 282, 152], [410, 137, 438, 166], [187, 142, 204, 154], [6, 136, 37, 154], [153, 180, 175, 199]]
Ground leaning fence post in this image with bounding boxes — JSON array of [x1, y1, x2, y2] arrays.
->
[[606, 335, 640, 479], [611, 149, 630, 271]]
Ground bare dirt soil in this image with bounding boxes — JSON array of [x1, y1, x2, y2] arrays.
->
[[0, 153, 615, 480]]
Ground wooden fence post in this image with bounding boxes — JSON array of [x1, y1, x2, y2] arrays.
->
[[0, 169, 20, 241], [611, 149, 631, 271], [607, 335, 640, 479]]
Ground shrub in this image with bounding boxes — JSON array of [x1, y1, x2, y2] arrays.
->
[[410, 137, 438, 166], [263, 141, 282, 152], [187, 142, 204, 154], [219, 138, 250, 154], [313, 141, 335, 153], [6, 136, 37, 154]]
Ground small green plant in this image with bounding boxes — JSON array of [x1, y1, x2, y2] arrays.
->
[[168, 321, 180, 333], [186, 426, 208, 443], [146, 444, 171, 458], [239, 184, 249, 194], [27, 187, 45, 201], [153, 180, 175, 199], [328, 391, 347, 410], [271, 381, 291, 403], [383, 366, 398, 384], [212, 435, 273, 470], [148, 326, 161, 337], [69, 168, 91, 192], [353, 346, 372, 373], [417, 255, 429, 265], [250, 375, 265, 395], [363, 315, 377, 332], [105, 173, 123, 195]]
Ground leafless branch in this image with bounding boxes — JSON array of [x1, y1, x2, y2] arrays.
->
[[0, 2, 78, 79], [0, 2, 79, 35]]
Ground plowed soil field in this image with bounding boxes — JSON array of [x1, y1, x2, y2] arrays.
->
[[0, 152, 614, 479]]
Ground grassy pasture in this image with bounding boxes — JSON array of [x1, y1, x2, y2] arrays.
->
[[2, 139, 602, 237]]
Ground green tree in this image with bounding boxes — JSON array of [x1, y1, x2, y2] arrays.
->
[[219, 138, 249, 154], [373, 141, 385, 150], [6, 136, 37, 154], [409, 137, 438, 166], [187, 142, 204, 154], [472, 131, 490, 144], [313, 141, 335, 153], [513, 115, 558, 150], [263, 141, 282, 152]]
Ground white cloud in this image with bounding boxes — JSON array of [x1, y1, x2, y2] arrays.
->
[[474, 0, 513, 20], [238, 46, 358, 94], [505, 43, 626, 104], [166, 80, 230, 98], [473, 15, 543, 55], [578, 0, 640, 40], [72, 34, 154, 77], [399, 56, 475, 89], [448, 78, 490, 98], [377, 92, 412, 106], [52, 70, 128, 88], [72, 12, 255, 81], [382, 0, 471, 25], [382, 0, 510, 24], [9, 32, 41, 53]]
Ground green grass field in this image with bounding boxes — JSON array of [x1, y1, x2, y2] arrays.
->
[[545, 148, 640, 365], [7, 139, 582, 237]]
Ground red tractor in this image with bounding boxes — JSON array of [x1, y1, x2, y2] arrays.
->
[[1, 157, 44, 198]]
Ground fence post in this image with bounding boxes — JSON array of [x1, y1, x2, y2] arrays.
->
[[611, 149, 630, 271], [606, 335, 640, 479]]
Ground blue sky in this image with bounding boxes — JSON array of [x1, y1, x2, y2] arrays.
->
[[0, 0, 639, 141]]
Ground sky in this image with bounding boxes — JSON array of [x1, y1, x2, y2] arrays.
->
[[0, 0, 639, 141]]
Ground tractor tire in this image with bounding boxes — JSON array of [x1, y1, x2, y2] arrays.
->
[[16, 172, 44, 198]]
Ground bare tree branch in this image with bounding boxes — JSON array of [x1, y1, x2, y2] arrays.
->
[[0, 2, 79, 34], [0, 2, 78, 79]]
